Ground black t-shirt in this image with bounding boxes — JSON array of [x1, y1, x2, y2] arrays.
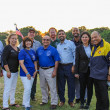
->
[[2, 45, 20, 73]]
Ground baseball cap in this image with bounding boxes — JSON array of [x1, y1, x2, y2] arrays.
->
[[28, 28, 35, 32]]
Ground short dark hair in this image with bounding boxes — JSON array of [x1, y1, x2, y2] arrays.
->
[[23, 36, 33, 48], [80, 31, 91, 44], [58, 29, 65, 34]]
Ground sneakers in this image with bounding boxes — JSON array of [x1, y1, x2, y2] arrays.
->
[[25, 107, 31, 110], [40, 102, 47, 106]]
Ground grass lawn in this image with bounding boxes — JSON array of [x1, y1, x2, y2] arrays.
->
[[0, 75, 110, 110]]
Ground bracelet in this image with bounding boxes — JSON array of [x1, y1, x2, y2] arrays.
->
[[26, 72, 29, 75], [6, 70, 10, 72], [36, 70, 39, 72]]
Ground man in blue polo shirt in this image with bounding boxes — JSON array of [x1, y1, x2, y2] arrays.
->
[[36, 35, 60, 109], [90, 31, 110, 110]]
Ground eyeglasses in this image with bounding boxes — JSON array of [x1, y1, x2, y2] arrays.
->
[[42, 39, 50, 41]]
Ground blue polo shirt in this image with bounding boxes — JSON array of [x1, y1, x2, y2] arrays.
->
[[36, 45, 60, 67], [18, 49, 37, 76]]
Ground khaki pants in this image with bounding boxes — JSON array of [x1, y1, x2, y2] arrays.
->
[[39, 67, 58, 105]]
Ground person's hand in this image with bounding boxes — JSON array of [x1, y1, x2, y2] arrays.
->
[[7, 71, 11, 78], [75, 74, 79, 79], [71, 66, 74, 74], [33, 71, 37, 78], [107, 74, 110, 82], [52, 70, 57, 78], [26, 74, 31, 80], [0, 70, 3, 77]]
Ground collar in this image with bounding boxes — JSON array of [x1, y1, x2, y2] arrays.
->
[[51, 38, 57, 42], [60, 39, 67, 45], [72, 38, 80, 43], [94, 39, 103, 48], [33, 39, 36, 43], [43, 45, 51, 50], [83, 44, 90, 48]]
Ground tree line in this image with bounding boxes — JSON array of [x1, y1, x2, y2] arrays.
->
[[0, 26, 110, 46]]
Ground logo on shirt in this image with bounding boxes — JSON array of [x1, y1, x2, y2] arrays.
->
[[32, 55, 35, 60], [64, 48, 67, 50], [11, 50, 15, 53], [46, 51, 51, 56], [98, 51, 101, 54], [38, 50, 43, 55]]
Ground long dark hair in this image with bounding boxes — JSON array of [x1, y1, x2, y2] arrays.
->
[[80, 31, 91, 44]]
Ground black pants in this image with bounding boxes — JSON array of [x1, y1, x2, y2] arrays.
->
[[93, 79, 109, 110], [57, 64, 75, 103], [31, 74, 37, 99], [79, 67, 93, 105]]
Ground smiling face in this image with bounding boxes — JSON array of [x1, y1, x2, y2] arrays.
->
[[25, 40, 32, 48], [28, 30, 35, 39], [42, 35, 51, 47], [72, 28, 80, 37], [58, 31, 66, 42], [91, 31, 101, 45], [81, 34, 90, 45], [49, 28, 57, 39], [9, 35, 17, 46]]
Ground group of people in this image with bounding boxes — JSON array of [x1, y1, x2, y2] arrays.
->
[[0, 27, 110, 110]]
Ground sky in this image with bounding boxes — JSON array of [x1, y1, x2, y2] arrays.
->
[[0, 0, 110, 33]]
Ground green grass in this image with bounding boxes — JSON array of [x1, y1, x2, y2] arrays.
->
[[0, 75, 110, 110]]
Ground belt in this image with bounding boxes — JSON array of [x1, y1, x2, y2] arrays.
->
[[40, 66, 54, 70], [59, 63, 73, 66]]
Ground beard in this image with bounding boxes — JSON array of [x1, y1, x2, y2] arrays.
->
[[59, 36, 65, 41], [73, 33, 80, 38]]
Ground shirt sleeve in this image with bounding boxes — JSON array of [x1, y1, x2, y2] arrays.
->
[[18, 42, 23, 50], [36, 49, 39, 61], [105, 43, 110, 66], [53, 48, 60, 61], [71, 41, 76, 65], [2, 45, 10, 65], [18, 50, 25, 60], [74, 47, 80, 74], [32, 50, 37, 61], [0, 41, 4, 63]]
